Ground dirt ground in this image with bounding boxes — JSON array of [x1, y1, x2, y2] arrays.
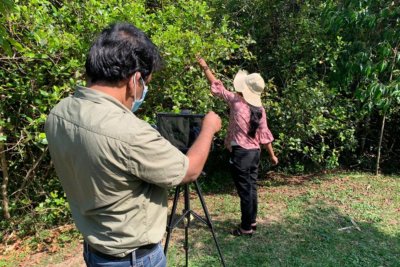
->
[[26, 243, 85, 267], [46, 245, 85, 267], [0, 224, 85, 267], [1, 240, 85, 267]]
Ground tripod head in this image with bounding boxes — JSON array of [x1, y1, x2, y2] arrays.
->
[[156, 111, 205, 153]]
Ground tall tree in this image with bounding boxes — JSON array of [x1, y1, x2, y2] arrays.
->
[[324, 0, 400, 174]]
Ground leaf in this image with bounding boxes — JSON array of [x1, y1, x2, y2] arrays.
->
[[38, 132, 46, 139], [365, 65, 372, 77], [380, 61, 387, 72], [40, 90, 49, 97], [0, 36, 12, 56], [373, 85, 382, 100], [0, 0, 14, 13], [25, 52, 37, 58], [8, 39, 24, 52]]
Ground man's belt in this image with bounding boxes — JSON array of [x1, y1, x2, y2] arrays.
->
[[87, 243, 158, 260]]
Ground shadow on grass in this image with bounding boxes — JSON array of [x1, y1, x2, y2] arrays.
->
[[166, 203, 399, 267], [201, 149, 342, 194]]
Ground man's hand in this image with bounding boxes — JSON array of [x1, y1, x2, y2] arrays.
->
[[202, 111, 221, 134], [182, 111, 221, 184]]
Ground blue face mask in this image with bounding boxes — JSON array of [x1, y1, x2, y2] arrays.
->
[[131, 78, 148, 113]]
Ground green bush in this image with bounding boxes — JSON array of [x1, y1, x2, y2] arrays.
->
[[0, 0, 251, 234]]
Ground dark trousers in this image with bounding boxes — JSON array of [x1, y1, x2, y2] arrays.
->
[[230, 146, 261, 231]]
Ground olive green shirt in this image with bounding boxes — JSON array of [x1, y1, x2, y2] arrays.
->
[[45, 86, 188, 257]]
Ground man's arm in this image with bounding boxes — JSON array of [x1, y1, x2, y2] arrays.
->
[[181, 111, 221, 184]]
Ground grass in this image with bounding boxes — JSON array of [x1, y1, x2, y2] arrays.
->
[[1, 172, 399, 266], [165, 172, 400, 266]]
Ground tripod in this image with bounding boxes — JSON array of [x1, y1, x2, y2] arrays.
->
[[164, 179, 226, 267]]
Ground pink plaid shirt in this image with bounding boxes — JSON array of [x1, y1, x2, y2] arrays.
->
[[211, 80, 274, 151]]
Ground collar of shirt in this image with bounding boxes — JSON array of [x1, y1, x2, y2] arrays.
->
[[74, 85, 132, 114]]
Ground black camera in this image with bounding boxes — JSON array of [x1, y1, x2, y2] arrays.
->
[[156, 111, 204, 153]]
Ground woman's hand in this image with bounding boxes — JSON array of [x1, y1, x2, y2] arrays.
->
[[264, 143, 278, 165], [196, 55, 209, 70], [196, 54, 217, 83], [270, 155, 279, 165]]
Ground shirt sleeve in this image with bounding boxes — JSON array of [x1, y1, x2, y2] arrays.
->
[[257, 108, 274, 144], [211, 80, 236, 103], [127, 121, 189, 188]]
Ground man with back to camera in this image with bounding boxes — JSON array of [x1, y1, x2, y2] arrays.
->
[[44, 22, 221, 267]]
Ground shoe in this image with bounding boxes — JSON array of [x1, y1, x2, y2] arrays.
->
[[230, 228, 253, 237], [238, 224, 257, 231]]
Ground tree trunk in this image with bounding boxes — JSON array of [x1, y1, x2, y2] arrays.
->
[[376, 45, 399, 175], [360, 115, 370, 154], [375, 114, 386, 176], [0, 126, 10, 219]]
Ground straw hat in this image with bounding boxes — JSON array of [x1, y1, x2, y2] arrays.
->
[[233, 70, 265, 107]]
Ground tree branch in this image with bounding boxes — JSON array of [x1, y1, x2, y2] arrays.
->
[[13, 147, 49, 201]]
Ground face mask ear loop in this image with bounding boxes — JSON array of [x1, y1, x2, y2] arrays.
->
[[141, 77, 145, 88], [133, 77, 136, 102], [133, 74, 138, 101]]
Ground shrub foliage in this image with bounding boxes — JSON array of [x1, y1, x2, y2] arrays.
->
[[0, 0, 399, 236]]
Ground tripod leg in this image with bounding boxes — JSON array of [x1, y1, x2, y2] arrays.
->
[[184, 184, 190, 267], [164, 185, 181, 255], [194, 180, 226, 267]]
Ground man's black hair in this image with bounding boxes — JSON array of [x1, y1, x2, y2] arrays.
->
[[85, 22, 163, 84]]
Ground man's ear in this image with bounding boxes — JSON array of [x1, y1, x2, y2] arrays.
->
[[128, 72, 142, 94], [133, 72, 142, 85]]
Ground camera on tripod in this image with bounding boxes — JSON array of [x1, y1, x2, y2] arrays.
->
[[156, 110, 225, 267], [156, 110, 204, 153]]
